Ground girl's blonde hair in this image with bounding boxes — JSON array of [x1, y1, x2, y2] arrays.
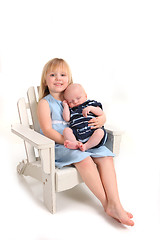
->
[[39, 58, 73, 101]]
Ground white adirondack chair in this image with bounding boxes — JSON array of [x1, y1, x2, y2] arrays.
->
[[11, 86, 123, 214]]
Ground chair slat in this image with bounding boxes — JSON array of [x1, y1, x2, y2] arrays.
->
[[17, 98, 36, 162], [17, 98, 30, 126], [37, 86, 40, 94], [27, 86, 40, 132]]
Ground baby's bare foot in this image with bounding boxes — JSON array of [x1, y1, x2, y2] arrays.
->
[[78, 142, 86, 152], [106, 204, 134, 226], [64, 140, 79, 149]]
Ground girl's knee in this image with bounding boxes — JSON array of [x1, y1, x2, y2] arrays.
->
[[74, 157, 95, 171], [94, 156, 113, 166]]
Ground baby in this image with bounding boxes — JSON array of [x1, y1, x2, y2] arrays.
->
[[62, 83, 107, 151]]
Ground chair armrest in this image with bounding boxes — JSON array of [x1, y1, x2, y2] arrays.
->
[[11, 123, 54, 150], [105, 124, 124, 156], [105, 123, 124, 136]]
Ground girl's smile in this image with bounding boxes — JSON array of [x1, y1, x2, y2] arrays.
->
[[54, 81, 64, 87]]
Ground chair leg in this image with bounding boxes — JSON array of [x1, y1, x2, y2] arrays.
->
[[40, 147, 56, 213], [17, 159, 56, 213], [42, 171, 56, 213], [17, 160, 27, 174], [17, 160, 42, 182]]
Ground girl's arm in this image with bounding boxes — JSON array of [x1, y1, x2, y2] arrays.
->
[[37, 99, 64, 144], [62, 100, 70, 122]]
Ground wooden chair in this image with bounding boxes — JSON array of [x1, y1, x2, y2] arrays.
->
[[11, 86, 123, 213]]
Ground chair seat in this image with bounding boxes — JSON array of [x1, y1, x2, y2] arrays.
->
[[55, 166, 83, 192]]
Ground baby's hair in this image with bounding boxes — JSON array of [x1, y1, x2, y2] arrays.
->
[[64, 83, 86, 100], [39, 58, 73, 101]]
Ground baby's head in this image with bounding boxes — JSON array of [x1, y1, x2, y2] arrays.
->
[[64, 83, 87, 108]]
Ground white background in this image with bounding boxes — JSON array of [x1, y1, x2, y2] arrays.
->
[[0, 0, 160, 239]]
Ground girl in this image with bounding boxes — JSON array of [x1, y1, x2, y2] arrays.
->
[[37, 58, 134, 226]]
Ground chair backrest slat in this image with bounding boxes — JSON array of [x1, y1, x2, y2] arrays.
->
[[17, 97, 36, 162], [17, 98, 30, 126], [27, 87, 40, 133]]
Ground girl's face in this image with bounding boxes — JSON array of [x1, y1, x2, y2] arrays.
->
[[45, 67, 69, 96]]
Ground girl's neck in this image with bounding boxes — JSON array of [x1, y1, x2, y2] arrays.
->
[[50, 92, 64, 101]]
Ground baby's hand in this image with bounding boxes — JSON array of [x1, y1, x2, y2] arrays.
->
[[82, 106, 92, 117], [62, 100, 68, 107]]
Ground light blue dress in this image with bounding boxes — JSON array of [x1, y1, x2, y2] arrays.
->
[[40, 94, 115, 168]]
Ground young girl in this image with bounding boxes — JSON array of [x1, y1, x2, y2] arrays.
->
[[37, 58, 134, 226]]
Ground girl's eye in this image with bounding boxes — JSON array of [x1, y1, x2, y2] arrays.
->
[[61, 74, 66, 77], [50, 74, 55, 77]]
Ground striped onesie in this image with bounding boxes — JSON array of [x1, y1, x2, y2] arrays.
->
[[69, 100, 107, 148]]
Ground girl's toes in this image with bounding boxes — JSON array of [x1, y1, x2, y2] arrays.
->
[[126, 212, 133, 219]]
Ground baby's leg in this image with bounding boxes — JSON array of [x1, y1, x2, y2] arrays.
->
[[79, 128, 104, 152], [63, 127, 80, 149]]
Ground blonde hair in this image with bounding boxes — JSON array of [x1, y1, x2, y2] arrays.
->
[[39, 58, 73, 101]]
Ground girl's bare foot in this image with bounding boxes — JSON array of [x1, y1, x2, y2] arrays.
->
[[127, 212, 133, 219], [105, 203, 134, 226]]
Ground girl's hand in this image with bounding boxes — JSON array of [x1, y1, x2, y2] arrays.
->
[[88, 113, 106, 129]]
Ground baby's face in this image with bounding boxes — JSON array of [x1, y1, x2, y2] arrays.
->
[[65, 87, 87, 108]]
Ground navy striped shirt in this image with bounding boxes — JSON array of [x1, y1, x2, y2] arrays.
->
[[69, 100, 105, 144]]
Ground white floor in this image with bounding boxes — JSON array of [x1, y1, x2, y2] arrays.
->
[[1, 126, 160, 240]]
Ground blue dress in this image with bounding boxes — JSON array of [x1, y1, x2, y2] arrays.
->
[[40, 94, 115, 168]]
